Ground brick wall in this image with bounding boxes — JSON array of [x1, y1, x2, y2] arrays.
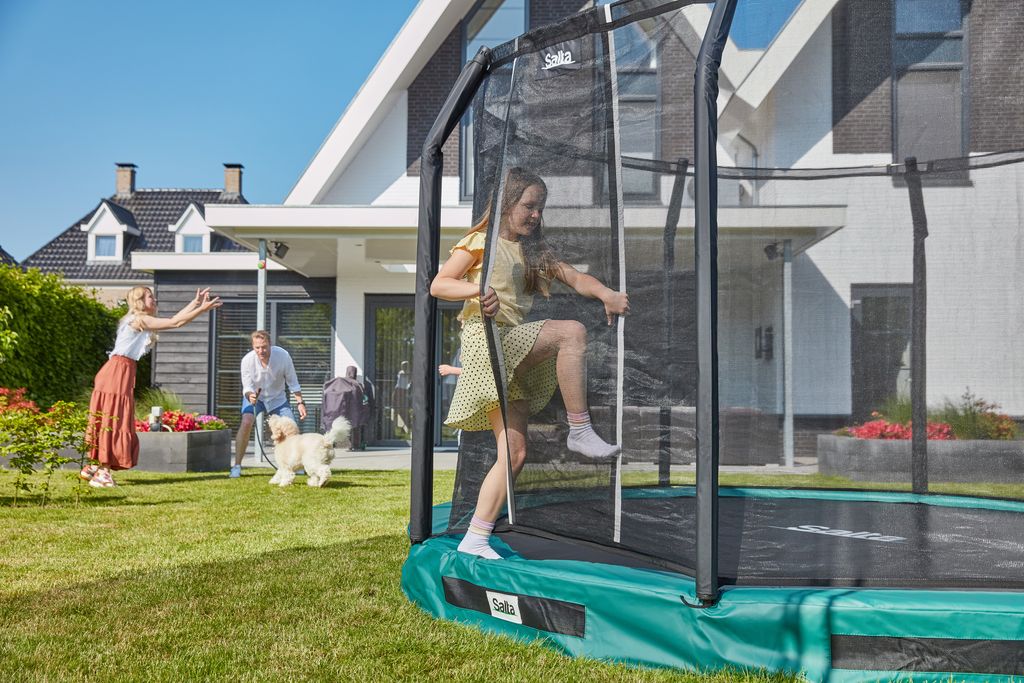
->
[[530, 0, 589, 30], [406, 1, 595, 178], [407, 27, 462, 176], [831, 0, 892, 154], [969, 0, 1024, 151], [660, 33, 696, 164]]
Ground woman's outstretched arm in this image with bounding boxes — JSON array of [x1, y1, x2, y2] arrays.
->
[[136, 288, 222, 331], [556, 263, 629, 325]]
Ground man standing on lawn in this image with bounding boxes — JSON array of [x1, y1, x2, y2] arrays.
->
[[231, 330, 307, 478]]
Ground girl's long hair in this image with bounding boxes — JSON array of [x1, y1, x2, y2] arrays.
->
[[467, 167, 560, 296], [122, 286, 157, 344]]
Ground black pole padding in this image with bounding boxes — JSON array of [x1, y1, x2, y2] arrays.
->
[[410, 47, 492, 545], [661, 158, 689, 486], [693, 0, 738, 606], [904, 157, 929, 494]]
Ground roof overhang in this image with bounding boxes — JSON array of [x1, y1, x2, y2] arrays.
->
[[130, 251, 288, 273], [205, 203, 844, 278]]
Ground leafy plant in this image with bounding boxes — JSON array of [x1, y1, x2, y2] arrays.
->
[[0, 394, 96, 506], [134, 410, 227, 432], [841, 389, 1019, 441], [0, 305, 18, 364], [134, 387, 185, 420], [0, 264, 120, 407], [933, 390, 1018, 441]]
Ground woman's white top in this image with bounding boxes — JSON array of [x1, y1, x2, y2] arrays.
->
[[110, 317, 152, 361]]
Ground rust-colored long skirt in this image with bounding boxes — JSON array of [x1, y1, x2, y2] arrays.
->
[[86, 355, 139, 470]]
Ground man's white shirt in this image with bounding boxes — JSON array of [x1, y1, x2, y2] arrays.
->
[[241, 346, 301, 411]]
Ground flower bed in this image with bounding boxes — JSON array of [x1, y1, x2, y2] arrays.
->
[[135, 410, 227, 433]]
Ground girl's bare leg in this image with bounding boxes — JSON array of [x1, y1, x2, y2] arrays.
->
[[518, 320, 619, 459], [457, 401, 529, 559]]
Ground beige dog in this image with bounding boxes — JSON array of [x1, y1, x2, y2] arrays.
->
[[266, 415, 350, 487]]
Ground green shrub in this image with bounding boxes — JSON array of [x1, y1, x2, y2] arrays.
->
[[873, 389, 1018, 441], [933, 390, 1018, 441], [0, 398, 94, 506], [134, 387, 185, 420], [0, 264, 121, 407]]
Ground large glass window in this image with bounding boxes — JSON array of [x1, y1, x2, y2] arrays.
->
[[893, 0, 965, 165], [614, 21, 658, 199], [364, 295, 462, 447], [460, 0, 527, 200], [94, 235, 116, 258], [212, 300, 333, 439]]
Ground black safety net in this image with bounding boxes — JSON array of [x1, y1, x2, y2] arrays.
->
[[429, 0, 1024, 588]]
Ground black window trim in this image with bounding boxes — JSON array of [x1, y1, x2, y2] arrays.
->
[[890, 0, 970, 183]]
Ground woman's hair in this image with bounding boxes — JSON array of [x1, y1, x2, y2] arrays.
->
[[121, 286, 157, 344], [467, 167, 560, 295]]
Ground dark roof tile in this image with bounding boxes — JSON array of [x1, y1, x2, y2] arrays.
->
[[22, 188, 249, 280]]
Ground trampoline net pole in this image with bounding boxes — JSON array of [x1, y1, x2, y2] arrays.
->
[[905, 157, 929, 494]]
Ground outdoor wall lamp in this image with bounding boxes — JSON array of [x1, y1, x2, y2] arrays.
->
[[271, 241, 289, 258]]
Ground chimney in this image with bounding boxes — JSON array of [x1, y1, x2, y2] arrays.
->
[[115, 163, 137, 197], [223, 163, 243, 196]]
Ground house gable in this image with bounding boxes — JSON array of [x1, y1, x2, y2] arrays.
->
[[168, 202, 212, 253], [79, 200, 140, 262]]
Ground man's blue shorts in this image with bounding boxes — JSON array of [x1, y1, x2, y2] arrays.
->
[[241, 400, 295, 421]]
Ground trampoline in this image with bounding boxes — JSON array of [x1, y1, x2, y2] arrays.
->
[[402, 1, 1024, 680]]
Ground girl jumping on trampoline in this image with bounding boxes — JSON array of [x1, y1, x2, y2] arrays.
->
[[430, 167, 629, 558]]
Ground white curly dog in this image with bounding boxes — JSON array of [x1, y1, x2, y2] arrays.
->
[[266, 414, 350, 487]]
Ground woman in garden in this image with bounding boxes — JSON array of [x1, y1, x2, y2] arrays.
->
[[429, 167, 629, 559], [82, 286, 221, 488]]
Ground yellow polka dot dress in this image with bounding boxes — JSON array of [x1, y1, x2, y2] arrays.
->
[[443, 231, 558, 432]]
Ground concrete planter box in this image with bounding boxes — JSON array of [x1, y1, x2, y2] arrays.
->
[[137, 429, 231, 473], [818, 434, 1024, 482]]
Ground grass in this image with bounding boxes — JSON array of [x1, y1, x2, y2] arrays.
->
[[0, 468, 798, 683]]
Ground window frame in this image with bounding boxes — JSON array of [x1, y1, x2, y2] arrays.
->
[[890, 0, 970, 176], [459, 0, 530, 203], [93, 234, 118, 260], [181, 234, 204, 253]]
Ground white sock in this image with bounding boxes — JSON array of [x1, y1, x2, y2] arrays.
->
[[566, 411, 620, 460], [457, 515, 501, 559]]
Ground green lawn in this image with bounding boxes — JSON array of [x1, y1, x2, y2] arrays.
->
[[0, 469, 797, 682]]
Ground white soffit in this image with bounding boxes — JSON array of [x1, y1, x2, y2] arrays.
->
[[722, 0, 840, 117], [204, 203, 473, 238], [286, 0, 476, 206], [130, 251, 287, 272]]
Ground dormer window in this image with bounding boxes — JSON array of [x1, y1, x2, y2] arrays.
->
[[169, 202, 212, 254], [95, 235, 117, 257], [81, 200, 138, 261], [182, 235, 203, 253]]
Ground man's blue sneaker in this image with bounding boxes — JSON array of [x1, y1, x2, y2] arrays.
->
[[229, 465, 241, 478]]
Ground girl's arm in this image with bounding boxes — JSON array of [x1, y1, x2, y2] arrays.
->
[[556, 262, 629, 325], [430, 248, 499, 317], [135, 289, 222, 332]]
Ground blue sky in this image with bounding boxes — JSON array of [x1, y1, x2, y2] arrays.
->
[[0, 0, 418, 261], [0, 0, 800, 262]]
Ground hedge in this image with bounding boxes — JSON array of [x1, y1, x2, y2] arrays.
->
[[0, 264, 122, 407]]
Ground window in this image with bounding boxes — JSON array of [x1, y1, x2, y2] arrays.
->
[[182, 235, 203, 253], [460, 0, 527, 200], [95, 235, 116, 258], [893, 0, 965, 165], [613, 22, 658, 199]]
